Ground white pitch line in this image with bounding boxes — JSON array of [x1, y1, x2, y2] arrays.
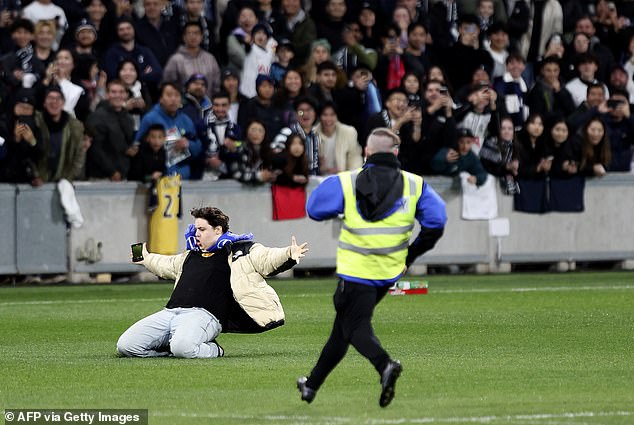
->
[[433, 284, 634, 294], [0, 297, 165, 306], [2, 284, 634, 306], [285, 285, 634, 298], [152, 410, 633, 424]]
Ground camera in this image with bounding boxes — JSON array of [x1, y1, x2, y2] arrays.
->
[[439, 86, 448, 95]]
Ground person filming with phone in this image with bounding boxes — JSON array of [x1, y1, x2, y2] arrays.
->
[[439, 14, 493, 94], [117, 206, 309, 359], [603, 89, 634, 172], [0, 88, 44, 186]]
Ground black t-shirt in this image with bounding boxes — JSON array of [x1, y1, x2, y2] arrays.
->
[[166, 250, 232, 326]]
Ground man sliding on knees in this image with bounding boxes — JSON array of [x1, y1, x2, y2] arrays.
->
[[117, 206, 308, 358]]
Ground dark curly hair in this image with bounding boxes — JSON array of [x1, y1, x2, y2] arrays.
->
[[190, 207, 229, 233]]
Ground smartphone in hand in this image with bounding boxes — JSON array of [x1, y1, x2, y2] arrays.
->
[[131, 243, 144, 262], [607, 99, 622, 109]]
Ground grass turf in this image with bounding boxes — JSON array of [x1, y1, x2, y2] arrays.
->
[[1, 271, 634, 424]]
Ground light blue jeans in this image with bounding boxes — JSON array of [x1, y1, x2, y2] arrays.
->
[[117, 307, 223, 358]]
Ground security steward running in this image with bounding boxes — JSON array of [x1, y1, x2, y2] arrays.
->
[[297, 128, 447, 407]]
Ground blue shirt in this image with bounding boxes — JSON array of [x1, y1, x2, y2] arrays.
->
[[136, 104, 202, 179], [306, 172, 447, 286]]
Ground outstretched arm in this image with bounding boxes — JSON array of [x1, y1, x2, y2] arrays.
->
[[248, 236, 309, 277], [132, 242, 186, 281], [289, 235, 309, 263]]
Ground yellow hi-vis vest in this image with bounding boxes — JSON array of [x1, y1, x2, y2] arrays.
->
[[337, 168, 423, 281]]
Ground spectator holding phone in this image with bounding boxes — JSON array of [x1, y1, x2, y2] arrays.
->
[[333, 63, 378, 145], [365, 89, 412, 143], [396, 80, 458, 176], [439, 14, 493, 94], [595, 0, 630, 44], [456, 79, 498, 155], [374, 23, 405, 92], [603, 89, 634, 172], [542, 33, 565, 61], [423, 79, 454, 122], [0, 88, 44, 186]]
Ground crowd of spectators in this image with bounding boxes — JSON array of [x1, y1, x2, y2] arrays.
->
[[1, 0, 633, 211]]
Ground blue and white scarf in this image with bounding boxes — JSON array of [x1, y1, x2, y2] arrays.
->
[[185, 224, 253, 252]]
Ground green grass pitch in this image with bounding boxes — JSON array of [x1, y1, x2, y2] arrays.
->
[[1, 272, 634, 424]]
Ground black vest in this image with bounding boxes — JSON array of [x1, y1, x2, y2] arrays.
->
[[166, 250, 232, 326]]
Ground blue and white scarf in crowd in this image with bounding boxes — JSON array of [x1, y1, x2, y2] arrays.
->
[[185, 224, 253, 252]]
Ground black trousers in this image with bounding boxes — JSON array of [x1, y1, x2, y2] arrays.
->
[[307, 280, 391, 390]]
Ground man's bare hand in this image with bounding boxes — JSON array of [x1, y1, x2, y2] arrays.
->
[[290, 236, 309, 263], [446, 148, 460, 162]]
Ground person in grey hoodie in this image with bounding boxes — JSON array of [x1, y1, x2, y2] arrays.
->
[[162, 21, 221, 98]]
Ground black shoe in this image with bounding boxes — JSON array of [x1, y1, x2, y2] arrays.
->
[[379, 360, 402, 408], [297, 376, 316, 403], [211, 340, 224, 357]]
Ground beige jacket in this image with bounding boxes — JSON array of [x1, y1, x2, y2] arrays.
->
[[316, 122, 363, 173], [141, 241, 295, 330], [519, 0, 563, 60]]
